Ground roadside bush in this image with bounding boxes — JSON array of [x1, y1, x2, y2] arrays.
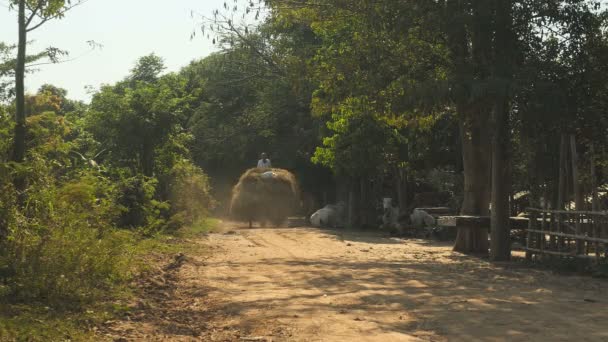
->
[[5, 217, 132, 308], [0, 95, 213, 314], [165, 160, 214, 229], [0, 171, 133, 309], [0, 109, 12, 161], [116, 175, 168, 230], [57, 171, 121, 226], [0, 165, 14, 241]]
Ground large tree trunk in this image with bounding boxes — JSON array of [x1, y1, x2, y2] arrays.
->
[[447, 0, 491, 255], [490, 101, 511, 260], [11, 0, 27, 207], [490, 0, 514, 261], [454, 116, 491, 254]]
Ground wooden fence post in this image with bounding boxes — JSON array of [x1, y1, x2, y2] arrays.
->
[[526, 210, 537, 260]]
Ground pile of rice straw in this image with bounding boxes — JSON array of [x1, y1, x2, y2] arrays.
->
[[230, 168, 300, 227]]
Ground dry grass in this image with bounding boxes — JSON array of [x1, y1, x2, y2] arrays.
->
[[230, 168, 300, 226]]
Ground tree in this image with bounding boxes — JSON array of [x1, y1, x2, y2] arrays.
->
[[130, 54, 166, 84], [0, 42, 16, 102], [266, 1, 454, 224], [489, 0, 516, 261], [9, 0, 83, 164], [87, 55, 189, 177]]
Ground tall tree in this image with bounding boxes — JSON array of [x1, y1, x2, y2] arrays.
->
[[87, 55, 189, 177], [490, 0, 516, 261], [9, 0, 82, 163], [447, 0, 493, 254]]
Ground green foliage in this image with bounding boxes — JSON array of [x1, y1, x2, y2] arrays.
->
[[115, 175, 165, 230], [312, 99, 401, 177], [0, 105, 12, 160], [87, 56, 192, 177], [26, 112, 71, 160], [0, 306, 99, 342], [0, 42, 15, 102], [4, 221, 132, 308], [0, 214, 221, 341], [509, 1, 608, 198], [75, 55, 217, 232], [181, 44, 330, 209], [0, 69, 215, 317], [1, 1, 219, 338], [130, 53, 166, 84], [0, 170, 131, 308], [57, 171, 121, 224], [262, 0, 457, 181], [165, 160, 214, 229]]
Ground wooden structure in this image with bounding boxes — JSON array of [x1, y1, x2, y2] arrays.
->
[[437, 215, 529, 247], [414, 207, 454, 217], [437, 215, 530, 230], [525, 208, 608, 262]]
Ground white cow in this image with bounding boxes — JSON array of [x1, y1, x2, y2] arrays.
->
[[410, 209, 436, 228], [310, 202, 345, 228], [381, 198, 402, 230], [379, 198, 436, 230]]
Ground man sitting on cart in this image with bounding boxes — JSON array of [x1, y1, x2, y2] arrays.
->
[[257, 152, 272, 168]]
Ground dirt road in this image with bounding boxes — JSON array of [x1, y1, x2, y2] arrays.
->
[[107, 224, 608, 341]]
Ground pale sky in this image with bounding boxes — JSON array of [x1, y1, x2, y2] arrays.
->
[[0, 0, 228, 102]]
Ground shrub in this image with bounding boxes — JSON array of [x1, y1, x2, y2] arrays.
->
[[165, 160, 214, 229], [116, 175, 167, 229], [57, 171, 122, 226], [0, 172, 133, 309], [0, 165, 15, 241], [5, 219, 132, 308]]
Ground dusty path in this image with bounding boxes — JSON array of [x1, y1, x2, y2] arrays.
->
[[106, 223, 608, 341]]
